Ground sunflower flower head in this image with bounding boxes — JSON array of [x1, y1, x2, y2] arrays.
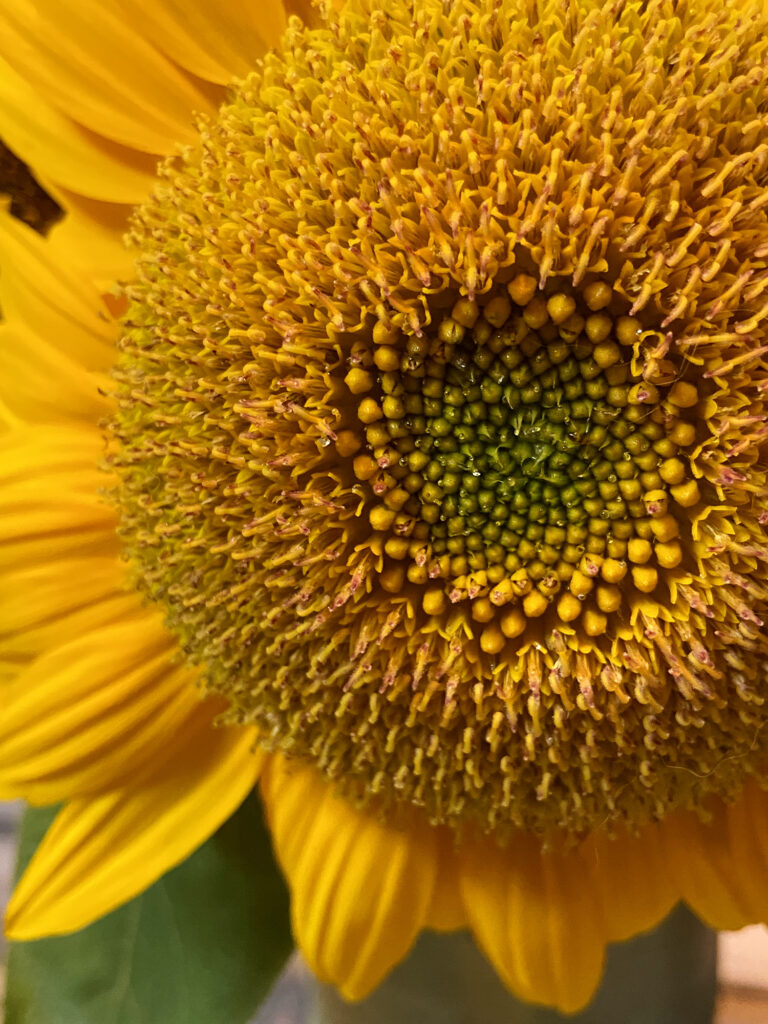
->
[[112, 0, 768, 840]]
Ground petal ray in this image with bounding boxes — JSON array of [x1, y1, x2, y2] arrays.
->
[[0, 611, 204, 803], [0, 0, 215, 154], [0, 209, 114, 371], [107, 0, 289, 85], [0, 426, 117, 571], [459, 834, 605, 1014], [6, 720, 262, 938], [0, 556, 131, 667], [584, 824, 680, 944], [262, 757, 440, 1000], [0, 322, 109, 425], [663, 785, 768, 931], [0, 55, 157, 203]]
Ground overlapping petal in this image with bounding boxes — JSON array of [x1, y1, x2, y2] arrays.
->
[[6, 717, 262, 938], [664, 785, 768, 932], [0, 557, 135, 680], [261, 757, 443, 1000], [0, 426, 116, 570], [585, 823, 679, 944], [0, 610, 206, 804], [0, 0, 303, 214], [458, 833, 606, 1013], [0, 0, 215, 154], [0, 55, 157, 204], [105, 0, 295, 85], [0, 208, 114, 372]]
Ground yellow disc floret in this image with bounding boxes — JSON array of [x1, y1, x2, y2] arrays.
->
[[113, 0, 768, 837]]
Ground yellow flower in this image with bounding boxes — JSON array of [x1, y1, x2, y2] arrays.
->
[[3, 0, 768, 1012]]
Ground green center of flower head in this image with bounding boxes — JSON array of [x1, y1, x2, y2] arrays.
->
[[351, 283, 700, 650], [113, 0, 768, 839]]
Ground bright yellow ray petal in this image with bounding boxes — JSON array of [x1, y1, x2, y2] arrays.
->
[[0, 608, 206, 803], [262, 757, 440, 1000], [0, 556, 129, 662], [0, 322, 109, 425], [0, 0, 215, 155], [106, 0, 289, 86], [0, 55, 157, 203], [583, 823, 680, 944], [46, 200, 134, 292], [458, 834, 605, 1014], [0, 601, 140, 687], [662, 784, 768, 931], [422, 835, 467, 932], [0, 425, 117, 571], [0, 209, 114, 370], [6, 719, 262, 939], [0, 588, 139, 688]]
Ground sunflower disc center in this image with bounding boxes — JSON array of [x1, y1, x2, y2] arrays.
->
[[113, 0, 768, 837], [348, 276, 699, 649]]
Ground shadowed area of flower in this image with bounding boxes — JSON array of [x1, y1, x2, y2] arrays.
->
[[0, 142, 60, 234]]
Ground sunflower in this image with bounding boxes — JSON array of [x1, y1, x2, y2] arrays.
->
[[3, 0, 768, 1014]]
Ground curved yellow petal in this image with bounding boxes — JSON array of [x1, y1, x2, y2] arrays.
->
[[423, 834, 467, 932], [262, 757, 439, 1000], [0, 556, 130, 666], [663, 784, 768, 932], [0, 322, 109, 425], [6, 719, 262, 939], [458, 833, 605, 1014], [583, 823, 680, 944], [0, 55, 157, 203], [46, 200, 134, 293], [106, 0, 289, 86], [0, 596, 140, 688], [0, 425, 117, 571], [0, 209, 114, 370], [0, 0, 215, 155], [0, 608, 205, 803]]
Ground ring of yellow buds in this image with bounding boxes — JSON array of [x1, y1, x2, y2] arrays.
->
[[346, 278, 700, 647]]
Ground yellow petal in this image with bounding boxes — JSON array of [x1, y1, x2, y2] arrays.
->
[[0, 425, 117, 570], [0, 595, 138, 685], [0, 609, 205, 803], [663, 784, 768, 931], [262, 757, 439, 1000], [0, 322, 109, 425], [583, 822, 679, 943], [0, 0, 215, 155], [6, 719, 262, 938], [0, 556, 130, 665], [106, 0, 289, 85], [0, 55, 157, 203], [0, 209, 115, 370], [458, 833, 605, 1014], [423, 834, 467, 932], [46, 199, 134, 292]]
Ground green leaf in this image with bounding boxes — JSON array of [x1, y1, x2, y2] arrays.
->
[[5, 791, 293, 1024]]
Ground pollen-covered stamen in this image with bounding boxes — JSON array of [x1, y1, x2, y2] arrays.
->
[[346, 276, 701, 650]]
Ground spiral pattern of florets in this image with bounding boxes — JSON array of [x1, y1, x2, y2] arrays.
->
[[113, 0, 768, 836]]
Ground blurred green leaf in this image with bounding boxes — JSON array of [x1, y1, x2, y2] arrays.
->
[[5, 791, 292, 1024]]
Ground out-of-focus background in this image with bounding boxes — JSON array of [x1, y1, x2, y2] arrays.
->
[[0, 801, 765, 1023]]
